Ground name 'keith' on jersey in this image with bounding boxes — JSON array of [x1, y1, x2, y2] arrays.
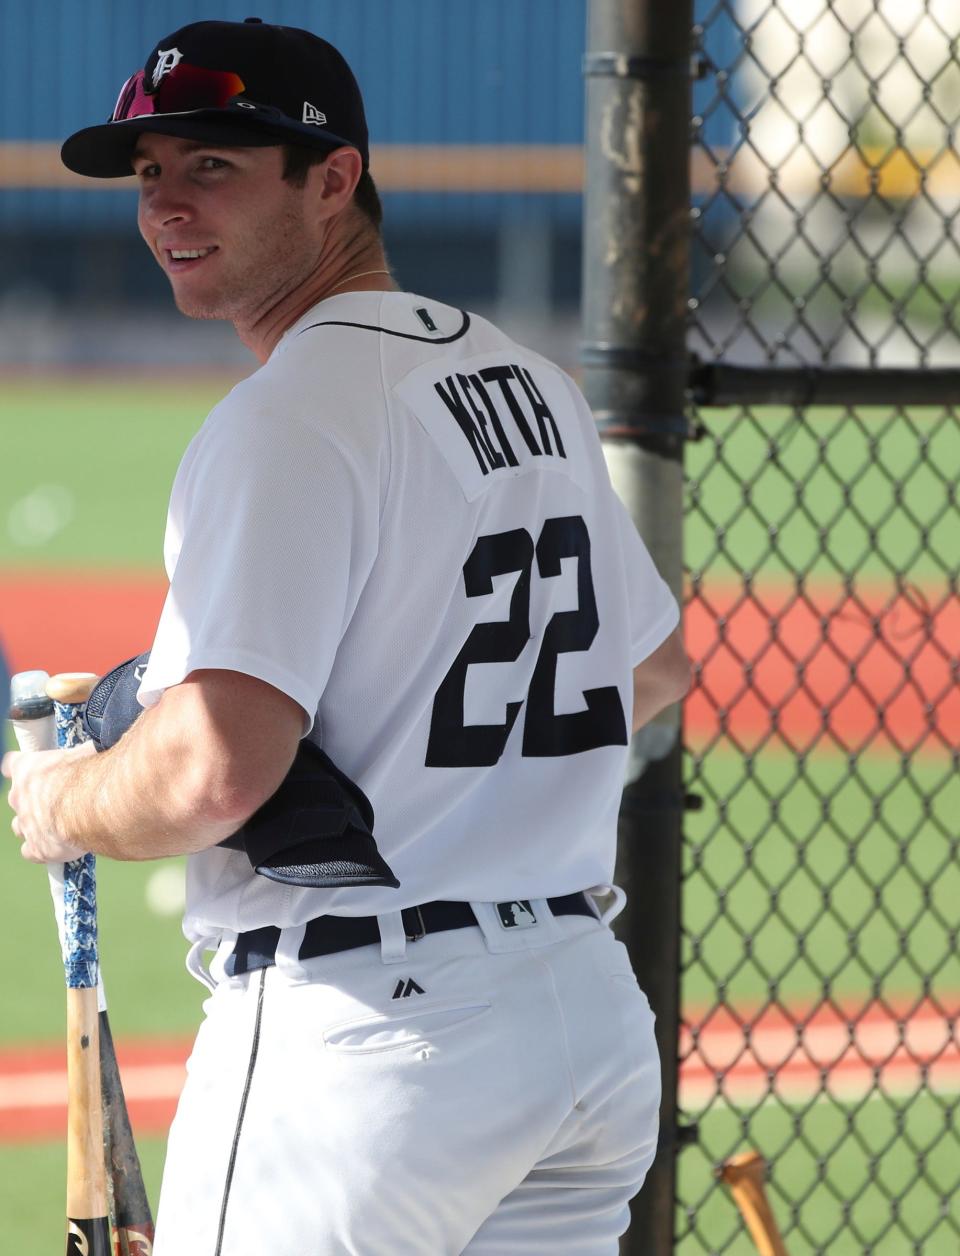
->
[[396, 354, 588, 501]]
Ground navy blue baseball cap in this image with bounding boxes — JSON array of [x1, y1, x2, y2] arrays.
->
[[61, 17, 368, 178]]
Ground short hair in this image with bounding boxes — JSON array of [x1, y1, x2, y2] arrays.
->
[[281, 144, 383, 229]]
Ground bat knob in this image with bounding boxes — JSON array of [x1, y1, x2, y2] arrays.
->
[[9, 669, 53, 719], [47, 672, 99, 705]]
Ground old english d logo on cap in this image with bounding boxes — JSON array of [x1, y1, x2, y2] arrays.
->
[[152, 47, 183, 86]]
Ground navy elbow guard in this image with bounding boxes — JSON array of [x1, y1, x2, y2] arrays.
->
[[82, 653, 400, 890]]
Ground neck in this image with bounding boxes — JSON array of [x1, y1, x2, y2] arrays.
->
[[236, 223, 394, 363]]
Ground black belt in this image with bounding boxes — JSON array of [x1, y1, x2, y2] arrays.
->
[[224, 892, 596, 977]]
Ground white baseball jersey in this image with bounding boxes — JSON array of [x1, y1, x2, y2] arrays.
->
[[139, 291, 679, 943]]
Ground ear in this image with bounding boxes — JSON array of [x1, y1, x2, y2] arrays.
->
[[309, 147, 363, 221]]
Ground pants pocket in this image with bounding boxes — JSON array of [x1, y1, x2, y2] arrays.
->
[[322, 999, 492, 1054]]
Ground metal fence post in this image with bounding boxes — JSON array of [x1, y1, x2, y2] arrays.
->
[[581, 0, 693, 1251]]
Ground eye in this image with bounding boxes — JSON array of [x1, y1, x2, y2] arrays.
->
[[199, 156, 229, 171], [135, 162, 160, 180]]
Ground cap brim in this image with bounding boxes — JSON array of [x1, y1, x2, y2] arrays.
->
[[61, 110, 358, 178]]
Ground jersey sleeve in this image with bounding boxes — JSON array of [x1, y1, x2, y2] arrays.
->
[[138, 393, 382, 729], [612, 491, 681, 666]]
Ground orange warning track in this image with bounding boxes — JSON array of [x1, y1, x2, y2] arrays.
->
[[685, 581, 958, 752], [0, 570, 166, 681], [0, 1038, 191, 1143], [1, 569, 955, 752], [680, 996, 960, 1109], [1, 1000, 956, 1142]]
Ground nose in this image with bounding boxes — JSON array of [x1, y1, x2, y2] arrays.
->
[[138, 175, 196, 233]]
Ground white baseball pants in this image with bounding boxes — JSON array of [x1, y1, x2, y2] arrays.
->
[[153, 899, 660, 1255]]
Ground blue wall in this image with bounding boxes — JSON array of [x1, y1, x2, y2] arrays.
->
[[1, 0, 588, 229]]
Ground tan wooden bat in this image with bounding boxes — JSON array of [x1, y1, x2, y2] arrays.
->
[[719, 1150, 789, 1256], [9, 671, 154, 1255], [44, 671, 113, 1256]]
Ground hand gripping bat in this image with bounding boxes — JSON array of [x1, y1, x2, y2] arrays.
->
[[8, 670, 154, 1256], [719, 1149, 789, 1256]]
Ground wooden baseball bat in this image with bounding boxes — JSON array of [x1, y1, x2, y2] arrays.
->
[[9, 671, 154, 1255], [719, 1150, 789, 1256], [45, 671, 112, 1256], [54, 679, 156, 1256]]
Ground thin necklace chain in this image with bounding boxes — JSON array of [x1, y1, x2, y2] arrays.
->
[[326, 267, 392, 296]]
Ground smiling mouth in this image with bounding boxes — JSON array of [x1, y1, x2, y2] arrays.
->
[[165, 246, 219, 264]]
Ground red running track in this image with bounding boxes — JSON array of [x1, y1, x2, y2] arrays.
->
[[1, 571, 956, 751], [685, 581, 958, 752], [680, 996, 960, 1109], [0, 999, 956, 1142], [0, 570, 166, 682]]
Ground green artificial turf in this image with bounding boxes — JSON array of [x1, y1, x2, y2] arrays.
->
[[685, 403, 960, 586], [0, 374, 245, 570], [681, 744, 960, 1013], [2, 378, 958, 587], [0, 1135, 166, 1254], [676, 1088, 960, 1254]]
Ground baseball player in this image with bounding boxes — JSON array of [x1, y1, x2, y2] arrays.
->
[[3, 18, 689, 1255]]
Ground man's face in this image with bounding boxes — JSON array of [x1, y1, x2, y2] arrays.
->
[[134, 134, 323, 323]]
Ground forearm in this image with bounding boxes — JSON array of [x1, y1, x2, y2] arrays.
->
[[50, 715, 244, 860], [632, 687, 679, 734], [631, 627, 691, 733], [5, 670, 309, 865]]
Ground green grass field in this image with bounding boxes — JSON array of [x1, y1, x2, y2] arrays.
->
[[678, 1088, 960, 1255], [2, 377, 959, 583], [684, 402, 960, 586], [1, 376, 957, 1251], [682, 744, 960, 1013], [0, 374, 244, 571], [0, 1137, 167, 1255]]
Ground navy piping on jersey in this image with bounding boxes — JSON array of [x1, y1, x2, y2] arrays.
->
[[296, 310, 471, 344]]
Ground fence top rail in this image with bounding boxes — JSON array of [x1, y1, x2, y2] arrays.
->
[[690, 362, 960, 408]]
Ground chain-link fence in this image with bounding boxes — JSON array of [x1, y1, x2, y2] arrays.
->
[[679, 1, 960, 1251]]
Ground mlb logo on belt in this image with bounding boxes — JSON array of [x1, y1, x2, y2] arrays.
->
[[496, 900, 537, 930]]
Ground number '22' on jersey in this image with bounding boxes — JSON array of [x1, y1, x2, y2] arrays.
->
[[426, 514, 627, 767]]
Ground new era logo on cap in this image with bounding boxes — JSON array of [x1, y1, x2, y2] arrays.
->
[[302, 101, 327, 125]]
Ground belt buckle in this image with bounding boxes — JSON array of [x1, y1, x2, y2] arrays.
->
[[404, 905, 426, 942]]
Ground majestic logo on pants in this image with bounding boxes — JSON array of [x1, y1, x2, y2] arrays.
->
[[496, 900, 537, 929], [392, 978, 425, 999]]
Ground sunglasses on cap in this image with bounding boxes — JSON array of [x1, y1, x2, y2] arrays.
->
[[112, 62, 249, 122]]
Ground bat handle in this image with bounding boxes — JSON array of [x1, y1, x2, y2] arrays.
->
[[44, 676, 113, 1255], [11, 671, 131, 1253], [47, 678, 100, 989]]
